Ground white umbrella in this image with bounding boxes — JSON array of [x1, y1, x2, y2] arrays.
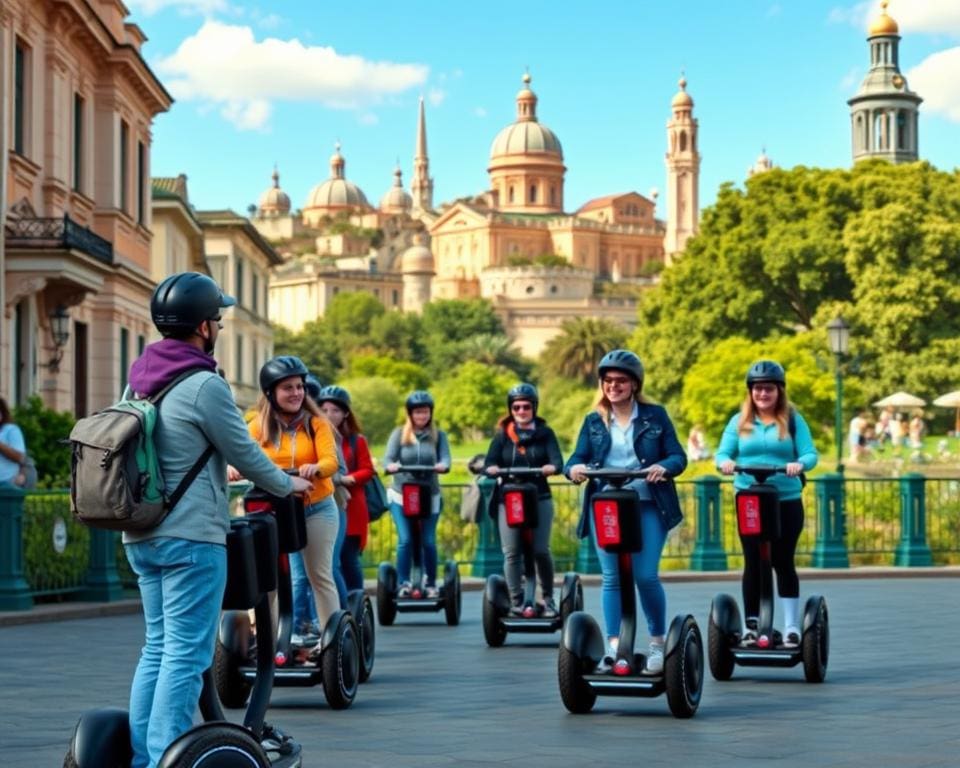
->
[[933, 390, 960, 433], [873, 391, 926, 409]]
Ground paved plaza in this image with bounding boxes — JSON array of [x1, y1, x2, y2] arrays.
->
[[1, 577, 958, 767]]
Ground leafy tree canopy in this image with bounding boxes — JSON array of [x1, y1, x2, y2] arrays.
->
[[539, 317, 628, 386], [347, 354, 430, 394], [433, 361, 515, 441], [338, 376, 401, 444], [272, 322, 340, 384]]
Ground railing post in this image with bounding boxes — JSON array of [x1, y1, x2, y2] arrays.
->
[[894, 473, 933, 566], [812, 474, 849, 568], [0, 487, 33, 610], [79, 529, 124, 601], [690, 476, 727, 571], [471, 477, 504, 578]]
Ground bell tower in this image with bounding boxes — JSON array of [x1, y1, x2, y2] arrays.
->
[[665, 75, 700, 260]]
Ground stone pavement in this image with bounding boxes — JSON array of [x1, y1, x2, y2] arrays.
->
[[2, 576, 959, 767]]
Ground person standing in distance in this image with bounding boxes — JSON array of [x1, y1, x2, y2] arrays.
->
[[125, 272, 311, 768]]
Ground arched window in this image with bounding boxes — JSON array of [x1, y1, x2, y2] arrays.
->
[[508, 186, 515, 203], [679, 131, 687, 152], [529, 184, 537, 203], [550, 186, 556, 205], [896, 110, 907, 150]]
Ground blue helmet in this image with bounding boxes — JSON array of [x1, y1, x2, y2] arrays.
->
[[318, 384, 351, 410], [304, 374, 322, 401], [598, 349, 644, 383], [507, 382, 539, 410], [405, 390, 434, 412], [746, 360, 786, 387], [259, 356, 308, 395]]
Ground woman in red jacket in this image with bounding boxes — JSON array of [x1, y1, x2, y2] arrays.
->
[[318, 385, 373, 591]]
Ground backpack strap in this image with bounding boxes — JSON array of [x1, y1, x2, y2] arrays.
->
[[146, 368, 212, 404], [346, 433, 358, 473], [788, 408, 798, 460]]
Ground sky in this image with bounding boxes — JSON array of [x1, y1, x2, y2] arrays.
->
[[129, 0, 960, 220]]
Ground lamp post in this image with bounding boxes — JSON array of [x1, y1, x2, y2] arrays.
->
[[826, 317, 850, 475]]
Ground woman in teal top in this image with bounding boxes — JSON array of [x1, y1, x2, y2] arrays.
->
[[715, 360, 818, 649]]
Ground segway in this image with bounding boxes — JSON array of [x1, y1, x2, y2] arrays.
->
[[708, 465, 829, 683], [65, 513, 303, 768], [558, 468, 704, 718], [482, 466, 583, 647], [215, 479, 360, 709], [376, 465, 461, 626]]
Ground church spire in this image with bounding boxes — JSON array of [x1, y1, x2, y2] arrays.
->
[[664, 73, 700, 260], [411, 97, 433, 213]]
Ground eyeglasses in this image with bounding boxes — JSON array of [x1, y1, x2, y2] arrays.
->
[[511, 403, 533, 412], [208, 316, 223, 330], [601, 376, 631, 387], [751, 383, 778, 394]]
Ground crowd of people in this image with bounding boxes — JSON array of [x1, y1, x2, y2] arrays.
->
[[848, 407, 927, 462]]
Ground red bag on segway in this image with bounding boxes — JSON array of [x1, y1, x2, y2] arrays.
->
[[736, 483, 781, 539], [402, 481, 432, 518], [592, 489, 642, 553], [503, 483, 538, 528]]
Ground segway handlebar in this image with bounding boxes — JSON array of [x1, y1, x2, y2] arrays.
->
[[733, 464, 788, 483], [386, 464, 441, 475], [581, 467, 658, 483], [490, 466, 548, 478]]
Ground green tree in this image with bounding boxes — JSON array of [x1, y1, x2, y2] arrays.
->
[[539, 317, 628, 386], [433, 361, 515, 441], [326, 291, 386, 339], [455, 334, 532, 380], [338, 376, 401, 444], [13, 396, 75, 487], [368, 311, 426, 362], [347, 354, 430, 393], [421, 298, 504, 343], [272, 322, 341, 383]]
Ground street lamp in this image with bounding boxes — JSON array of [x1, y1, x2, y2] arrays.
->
[[827, 316, 851, 474], [48, 304, 71, 373]]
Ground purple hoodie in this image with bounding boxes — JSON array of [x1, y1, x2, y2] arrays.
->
[[129, 338, 218, 397]]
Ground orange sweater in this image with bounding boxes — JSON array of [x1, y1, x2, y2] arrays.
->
[[249, 415, 337, 506]]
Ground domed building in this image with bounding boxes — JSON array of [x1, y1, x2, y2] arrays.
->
[[380, 166, 413, 216], [302, 143, 373, 227], [258, 167, 291, 216], [400, 232, 434, 313], [748, 148, 775, 178]]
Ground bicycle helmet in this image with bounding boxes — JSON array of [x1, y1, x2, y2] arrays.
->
[[151, 272, 235, 336], [745, 360, 786, 387], [304, 374, 322, 401], [598, 349, 644, 383], [507, 382, 539, 410], [318, 384, 351, 410], [259, 356, 309, 394], [405, 390, 435, 412]]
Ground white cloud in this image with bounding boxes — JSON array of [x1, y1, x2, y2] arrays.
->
[[908, 47, 960, 121], [428, 88, 446, 107], [127, 0, 232, 16], [829, 1, 960, 35], [155, 21, 429, 130]]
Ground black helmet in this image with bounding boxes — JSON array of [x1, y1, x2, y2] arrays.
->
[[304, 374, 322, 401], [507, 382, 539, 410], [259, 356, 309, 395], [405, 390, 434, 412], [746, 360, 786, 387], [318, 384, 351, 410], [151, 272, 235, 336], [598, 349, 644, 383]]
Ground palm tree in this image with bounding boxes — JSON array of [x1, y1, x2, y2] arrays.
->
[[458, 334, 532, 379], [540, 317, 628, 385]]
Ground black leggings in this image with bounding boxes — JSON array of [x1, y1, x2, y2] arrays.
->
[[740, 498, 804, 618]]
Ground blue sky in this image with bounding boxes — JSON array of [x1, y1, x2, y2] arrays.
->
[[131, 0, 960, 219]]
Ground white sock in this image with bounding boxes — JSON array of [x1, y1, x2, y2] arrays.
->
[[781, 597, 799, 631]]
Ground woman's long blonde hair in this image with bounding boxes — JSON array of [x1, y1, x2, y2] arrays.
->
[[400, 412, 438, 446], [593, 376, 648, 425], [737, 383, 790, 438], [255, 391, 330, 447]]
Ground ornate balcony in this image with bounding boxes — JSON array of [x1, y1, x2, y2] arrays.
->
[[6, 214, 113, 265]]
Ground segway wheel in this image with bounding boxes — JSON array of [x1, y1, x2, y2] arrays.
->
[[376, 576, 397, 627], [802, 598, 829, 683], [665, 615, 704, 719], [444, 562, 461, 627], [213, 639, 252, 709], [482, 592, 507, 647], [158, 723, 269, 768], [322, 615, 360, 709], [358, 595, 376, 683], [557, 646, 597, 714], [707, 614, 735, 681]]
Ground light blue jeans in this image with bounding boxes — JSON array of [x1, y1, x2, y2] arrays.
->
[[333, 502, 348, 607], [289, 551, 318, 630], [125, 537, 226, 768], [390, 500, 440, 586], [594, 501, 668, 638]]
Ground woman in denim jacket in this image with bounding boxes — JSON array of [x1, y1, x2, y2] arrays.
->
[[564, 350, 687, 674]]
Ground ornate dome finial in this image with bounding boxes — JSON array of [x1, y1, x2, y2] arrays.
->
[[869, 0, 899, 35]]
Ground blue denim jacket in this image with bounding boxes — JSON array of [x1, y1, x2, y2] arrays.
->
[[563, 403, 688, 538]]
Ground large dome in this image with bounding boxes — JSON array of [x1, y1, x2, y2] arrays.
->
[[380, 166, 413, 214], [258, 167, 291, 215], [869, 0, 899, 36], [401, 234, 434, 273], [489, 73, 563, 161], [304, 143, 370, 212]]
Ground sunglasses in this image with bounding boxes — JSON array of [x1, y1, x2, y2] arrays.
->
[[511, 403, 533, 412], [751, 383, 778, 394], [601, 375, 632, 386]]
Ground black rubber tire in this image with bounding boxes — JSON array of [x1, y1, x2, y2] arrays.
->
[[561, 580, 584, 627], [803, 600, 829, 683], [321, 616, 360, 710], [557, 645, 596, 714], [482, 593, 507, 647], [213, 639, 251, 709], [707, 614, 735, 681], [376, 578, 397, 627], [163, 726, 269, 767], [62, 752, 78, 768], [665, 616, 704, 719], [444, 567, 461, 627], [358, 596, 376, 683]]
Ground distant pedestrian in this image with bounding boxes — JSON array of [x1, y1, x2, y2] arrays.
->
[[0, 397, 27, 488]]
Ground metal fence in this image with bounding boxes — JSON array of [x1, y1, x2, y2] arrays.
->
[[5, 475, 958, 607]]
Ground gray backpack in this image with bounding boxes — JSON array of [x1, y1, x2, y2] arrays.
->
[[69, 369, 214, 531]]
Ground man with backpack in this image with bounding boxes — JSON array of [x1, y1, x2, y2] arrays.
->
[[121, 272, 311, 768]]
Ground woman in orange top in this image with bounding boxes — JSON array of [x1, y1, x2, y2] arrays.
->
[[247, 356, 339, 652]]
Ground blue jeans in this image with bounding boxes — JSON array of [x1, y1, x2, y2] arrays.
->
[[333, 503, 348, 607], [340, 534, 365, 592], [289, 551, 318, 630], [125, 538, 226, 768], [594, 502, 668, 638], [390, 501, 440, 586]]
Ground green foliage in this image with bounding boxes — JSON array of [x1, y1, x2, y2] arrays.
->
[[537, 381, 597, 451], [23, 492, 90, 591], [539, 317, 628, 386], [325, 291, 386, 339], [272, 322, 340, 384], [421, 298, 504, 343], [367, 311, 426, 362], [433, 361, 515, 441], [454, 334, 532, 380], [347, 354, 429, 393], [505, 253, 572, 268], [13, 396, 75, 487], [338, 376, 401, 444]]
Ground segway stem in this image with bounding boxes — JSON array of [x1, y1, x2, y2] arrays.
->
[[616, 552, 637, 666], [243, 591, 276, 738]]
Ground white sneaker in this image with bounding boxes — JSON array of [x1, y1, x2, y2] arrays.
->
[[645, 641, 665, 674], [783, 627, 801, 648]]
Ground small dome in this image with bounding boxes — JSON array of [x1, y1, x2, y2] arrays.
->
[[258, 167, 291, 215], [869, 0, 899, 35], [304, 142, 370, 211], [380, 166, 413, 214], [401, 234, 434, 273], [490, 73, 563, 161], [672, 76, 693, 108]]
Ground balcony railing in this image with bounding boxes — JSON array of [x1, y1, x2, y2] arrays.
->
[[6, 214, 113, 265]]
